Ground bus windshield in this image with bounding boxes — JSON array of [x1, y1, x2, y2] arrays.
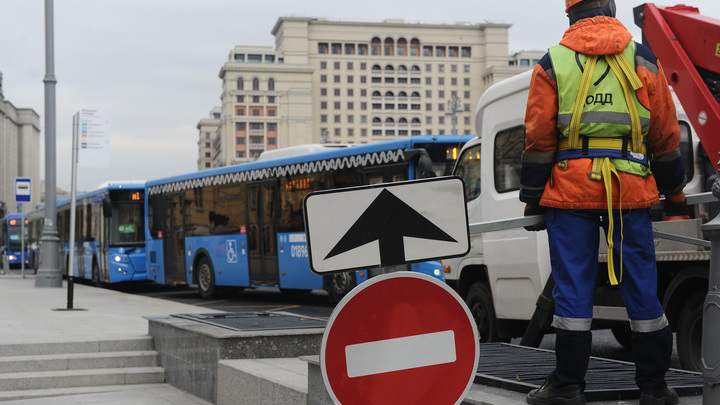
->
[[7, 221, 25, 251], [109, 201, 145, 246]]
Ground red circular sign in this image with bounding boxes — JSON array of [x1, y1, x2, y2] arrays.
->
[[321, 272, 479, 405]]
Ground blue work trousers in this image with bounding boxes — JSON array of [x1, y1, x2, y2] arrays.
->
[[545, 207, 665, 326]]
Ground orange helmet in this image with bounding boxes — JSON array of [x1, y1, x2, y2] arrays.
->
[[566, 0, 613, 13], [566, 0, 583, 12]]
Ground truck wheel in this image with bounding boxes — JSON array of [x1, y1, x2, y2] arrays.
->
[[197, 257, 217, 300], [466, 282, 501, 342], [677, 291, 704, 372], [610, 324, 633, 349], [327, 272, 356, 304]]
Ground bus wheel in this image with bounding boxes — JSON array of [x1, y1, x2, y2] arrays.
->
[[466, 282, 502, 343], [327, 272, 356, 304], [197, 257, 217, 300], [91, 261, 102, 287], [677, 291, 704, 372]]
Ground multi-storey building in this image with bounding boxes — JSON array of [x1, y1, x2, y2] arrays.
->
[[201, 17, 526, 169], [197, 107, 221, 170], [0, 72, 41, 215]]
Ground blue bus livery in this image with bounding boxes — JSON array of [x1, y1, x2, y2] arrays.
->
[[57, 182, 147, 284], [1, 213, 28, 269], [145, 135, 470, 302]]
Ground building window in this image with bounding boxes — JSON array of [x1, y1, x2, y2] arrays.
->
[[321, 115, 328, 123], [426, 103, 432, 111], [321, 88, 327, 96], [268, 123, 277, 131], [320, 61, 327, 69], [205, 162, 211, 168], [358, 45, 368, 55], [268, 137, 276, 145], [334, 102, 341, 109], [237, 77, 244, 90], [250, 123, 263, 130], [268, 96, 276, 103], [347, 75, 354, 83], [252, 78, 259, 90], [345, 44, 355, 55], [464, 78, 471, 86], [360, 62, 367, 70], [321, 101, 327, 109], [334, 88, 341, 96], [361, 76, 367, 83], [347, 62, 354, 70], [236, 152, 245, 158], [236, 107, 245, 116], [321, 75, 327, 83], [347, 89, 354, 97], [268, 109, 276, 117], [332, 43, 341, 54], [253, 95, 261, 103], [334, 75, 341, 83], [464, 64, 471, 73], [236, 137, 245, 144], [461, 47, 471, 57], [318, 43, 328, 54], [348, 115, 354, 123], [237, 95, 244, 102], [426, 117, 432, 124], [268, 78, 275, 91], [361, 102, 367, 110], [347, 102, 354, 110], [438, 77, 445, 85], [425, 64, 432, 72], [234, 54, 245, 62], [361, 89, 367, 97], [361, 129, 368, 136]]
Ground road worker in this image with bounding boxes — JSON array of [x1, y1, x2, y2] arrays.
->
[[519, 0, 687, 404]]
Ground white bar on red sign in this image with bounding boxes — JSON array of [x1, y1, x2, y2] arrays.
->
[[344, 330, 456, 378]]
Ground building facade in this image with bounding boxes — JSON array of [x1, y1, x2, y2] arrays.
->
[[201, 17, 527, 169], [0, 72, 41, 216]]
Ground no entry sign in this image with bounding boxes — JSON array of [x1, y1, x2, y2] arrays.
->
[[320, 272, 479, 405]]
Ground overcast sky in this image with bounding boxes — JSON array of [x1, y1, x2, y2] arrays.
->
[[2, 1, 719, 192]]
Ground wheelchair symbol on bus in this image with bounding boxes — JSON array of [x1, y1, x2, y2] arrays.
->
[[226, 240, 238, 263]]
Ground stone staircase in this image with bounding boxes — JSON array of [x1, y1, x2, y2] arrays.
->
[[0, 336, 164, 401]]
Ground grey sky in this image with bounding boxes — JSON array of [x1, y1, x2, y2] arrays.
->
[[1, 1, 719, 192]]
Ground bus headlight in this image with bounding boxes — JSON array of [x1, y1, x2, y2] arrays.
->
[[433, 268, 442, 277]]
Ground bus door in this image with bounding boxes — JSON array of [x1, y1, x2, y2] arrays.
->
[[161, 193, 186, 284], [247, 179, 280, 286]]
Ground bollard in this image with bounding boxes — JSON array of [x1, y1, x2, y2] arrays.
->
[[700, 214, 720, 404]]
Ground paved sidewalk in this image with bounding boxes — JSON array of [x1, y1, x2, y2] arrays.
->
[[0, 272, 216, 404]]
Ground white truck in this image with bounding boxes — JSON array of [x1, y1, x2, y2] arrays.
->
[[443, 69, 715, 372]]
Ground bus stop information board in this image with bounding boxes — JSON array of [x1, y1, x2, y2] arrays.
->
[[303, 176, 470, 274], [15, 178, 31, 203], [321, 272, 479, 405]]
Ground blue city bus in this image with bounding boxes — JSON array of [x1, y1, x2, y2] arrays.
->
[[57, 182, 147, 284], [145, 135, 470, 302], [1, 213, 28, 269]]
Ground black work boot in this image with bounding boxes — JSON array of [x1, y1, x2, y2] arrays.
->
[[632, 325, 673, 393], [526, 377, 585, 404], [639, 387, 679, 404]]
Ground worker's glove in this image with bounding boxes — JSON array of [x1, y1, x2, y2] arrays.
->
[[523, 204, 546, 232], [663, 191, 687, 216]]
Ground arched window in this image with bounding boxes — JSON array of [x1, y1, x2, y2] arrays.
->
[[237, 77, 244, 90], [398, 65, 407, 71], [371, 37, 382, 56], [398, 91, 408, 98], [411, 91, 421, 98], [384, 37, 395, 56], [411, 65, 420, 72], [399, 117, 408, 124], [410, 38, 421, 56], [385, 91, 394, 97], [385, 64, 394, 71], [268, 78, 275, 91], [373, 117, 382, 123], [372, 64, 382, 71], [412, 118, 421, 124], [252, 77, 260, 91], [386, 117, 395, 124], [372, 91, 382, 97], [397, 38, 408, 56]]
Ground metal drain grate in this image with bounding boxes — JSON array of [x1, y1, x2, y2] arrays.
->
[[476, 343, 702, 402], [172, 311, 327, 332]]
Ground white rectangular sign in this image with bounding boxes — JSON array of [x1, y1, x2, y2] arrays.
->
[[15, 178, 31, 203], [76, 109, 110, 168], [303, 176, 470, 274]]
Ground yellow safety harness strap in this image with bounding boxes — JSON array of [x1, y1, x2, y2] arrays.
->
[[596, 157, 623, 285], [606, 53, 644, 154], [567, 55, 598, 150]]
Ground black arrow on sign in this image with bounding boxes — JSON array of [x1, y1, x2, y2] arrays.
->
[[324, 188, 457, 266]]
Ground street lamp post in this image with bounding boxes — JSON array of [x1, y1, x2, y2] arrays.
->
[[445, 95, 464, 135], [36, 0, 62, 287]]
